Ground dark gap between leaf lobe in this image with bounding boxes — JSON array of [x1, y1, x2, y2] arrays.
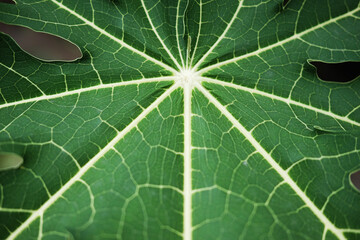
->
[[0, 22, 82, 62], [0, 0, 15, 4], [0, 152, 23, 171], [310, 61, 360, 83], [350, 170, 360, 192]]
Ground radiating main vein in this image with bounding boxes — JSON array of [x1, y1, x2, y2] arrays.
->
[[195, 82, 346, 240], [49, 0, 178, 74], [176, 0, 186, 68], [192, 0, 244, 71], [194, 0, 243, 71], [189, 0, 202, 67], [6, 83, 180, 240], [202, 77, 360, 127], [197, 5, 360, 74], [183, 81, 192, 240], [0, 76, 175, 110], [140, 0, 183, 70]]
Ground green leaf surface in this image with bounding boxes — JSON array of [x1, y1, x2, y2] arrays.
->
[[0, 0, 359, 239]]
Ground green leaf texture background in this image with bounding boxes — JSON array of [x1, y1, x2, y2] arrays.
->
[[0, 0, 360, 239]]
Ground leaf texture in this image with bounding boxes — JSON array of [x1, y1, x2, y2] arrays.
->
[[0, 0, 359, 239]]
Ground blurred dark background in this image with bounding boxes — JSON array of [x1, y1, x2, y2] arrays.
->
[[0, 0, 359, 191]]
